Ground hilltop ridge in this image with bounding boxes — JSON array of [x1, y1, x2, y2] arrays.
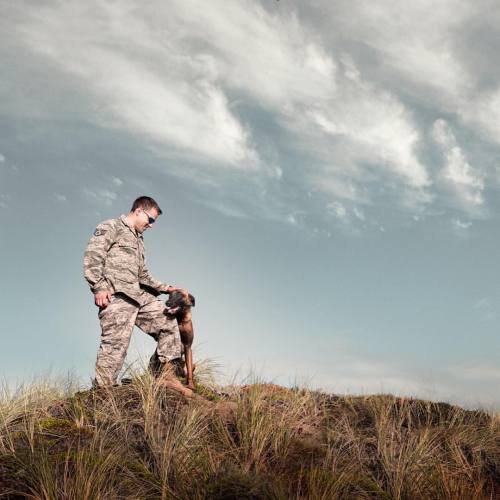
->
[[0, 374, 498, 499]]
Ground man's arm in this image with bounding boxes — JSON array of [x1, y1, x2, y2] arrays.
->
[[83, 221, 117, 303], [138, 262, 171, 294], [139, 262, 188, 298]]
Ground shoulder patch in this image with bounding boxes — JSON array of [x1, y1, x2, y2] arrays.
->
[[94, 228, 107, 236]]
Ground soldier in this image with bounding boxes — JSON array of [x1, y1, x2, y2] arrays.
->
[[83, 195, 191, 394]]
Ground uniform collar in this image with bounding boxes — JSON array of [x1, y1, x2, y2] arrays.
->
[[120, 214, 139, 237]]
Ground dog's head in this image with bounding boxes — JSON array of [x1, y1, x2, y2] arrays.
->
[[165, 290, 195, 315]]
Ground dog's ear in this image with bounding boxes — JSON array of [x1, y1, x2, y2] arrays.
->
[[188, 294, 195, 307]]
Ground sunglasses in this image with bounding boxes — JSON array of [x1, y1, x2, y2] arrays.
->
[[142, 209, 156, 225]]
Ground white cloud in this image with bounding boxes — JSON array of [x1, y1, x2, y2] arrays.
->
[[327, 201, 347, 219], [464, 88, 500, 145], [201, 200, 247, 219], [308, 73, 429, 189], [353, 207, 365, 221], [11, 0, 432, 220], [82, 188, 117, 206], [167, 2, 337, 108], [322, 1, 500, 154], [452, 218, 472, 230], [16, 1, 258, 168], [53, 193, 67, 202], [5, 0, 500, 228], [472, 297, 497, 322], [473, 297, 491, 310], [326, 201, 366, 227], [0, 153, 5, 163], [332, 1, 472, 101], [432, 119, 484, 208], [0, 194, 9, 208], [112, 177, 123, 187]]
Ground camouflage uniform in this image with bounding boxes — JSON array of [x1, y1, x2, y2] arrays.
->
[[83, 215, 182, 386]]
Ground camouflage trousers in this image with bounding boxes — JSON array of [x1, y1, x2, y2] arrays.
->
[[95, 292, 182, 386]]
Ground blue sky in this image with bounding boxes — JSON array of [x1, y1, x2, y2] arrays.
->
[[1, 0, 499, 409]]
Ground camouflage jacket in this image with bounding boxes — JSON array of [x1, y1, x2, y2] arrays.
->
[[83, 215, 169, 303]]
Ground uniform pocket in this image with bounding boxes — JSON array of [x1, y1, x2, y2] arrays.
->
[[118, 242, 138, 254]]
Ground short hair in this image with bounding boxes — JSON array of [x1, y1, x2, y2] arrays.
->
[[131, 196, 163, 215]]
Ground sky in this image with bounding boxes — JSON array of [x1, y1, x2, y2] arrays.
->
[[1, 0, 499, 409]]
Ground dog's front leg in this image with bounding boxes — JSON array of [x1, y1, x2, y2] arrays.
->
[[178, 308, 195, 390]]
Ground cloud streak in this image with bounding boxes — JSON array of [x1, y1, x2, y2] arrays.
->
[[432, 119, 484, 209], [3, 0, 500, 230], [14, 3, 257, 168], [82, 188, 117, 206]]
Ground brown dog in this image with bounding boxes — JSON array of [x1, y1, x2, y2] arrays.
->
[[165, 291, 195, 390]]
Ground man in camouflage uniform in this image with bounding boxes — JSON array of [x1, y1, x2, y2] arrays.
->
[[84, 196, 190, 389]]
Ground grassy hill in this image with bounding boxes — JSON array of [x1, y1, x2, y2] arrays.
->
[[0, 370, 498, 499]]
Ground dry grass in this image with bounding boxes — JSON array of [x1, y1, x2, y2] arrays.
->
[[0, 372, 498, 499]]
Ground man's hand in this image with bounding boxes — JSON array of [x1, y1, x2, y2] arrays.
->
[[95, 290, 113, 308], [167, 286, 190, 301]]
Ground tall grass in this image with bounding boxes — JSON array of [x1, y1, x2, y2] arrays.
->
[[0, 372, 498, 499]]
